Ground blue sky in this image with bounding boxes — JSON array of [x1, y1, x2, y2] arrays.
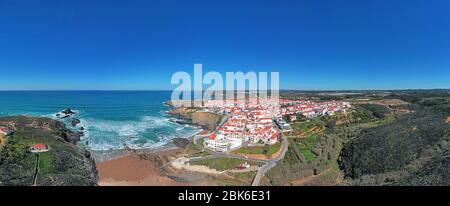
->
[[0, 0, 449, 90]]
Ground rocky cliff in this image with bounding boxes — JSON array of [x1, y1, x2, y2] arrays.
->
[[0, 116, 98, 186], [168, 107, 222, 131]]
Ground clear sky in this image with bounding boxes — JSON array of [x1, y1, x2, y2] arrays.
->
[[0, 0, 449, 90]]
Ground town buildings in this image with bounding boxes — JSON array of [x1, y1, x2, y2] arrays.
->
[[203, 97, 351, 152]]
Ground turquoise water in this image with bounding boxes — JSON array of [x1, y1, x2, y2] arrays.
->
[[0, 91, 200, 150]]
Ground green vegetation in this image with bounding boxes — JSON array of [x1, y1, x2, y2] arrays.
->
[[287, 117, 326, 140], [233, 142, 281, 158], [37, 152, 54, 173], [190, 157, 260, 171], [339, 91, 450, 186], [264, 93, 402, 185], [234, 171, 257, 180], [212, 171, 258, 186], [358, 104, 391, 118], [184, 138, 210, 157], [340, 109, 450, 185], [0, 116, 97, 186], [232, 171, 257, 185], [297, 142, 316, 161]]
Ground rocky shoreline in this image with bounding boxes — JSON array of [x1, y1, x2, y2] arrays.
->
[[95, 104, 224, 186], [0, 116, 98, 186], [167, 106, 222, 131], [0, 103, 222, 186]]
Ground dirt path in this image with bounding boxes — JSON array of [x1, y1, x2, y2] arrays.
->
[[32, 154, 39, 186], [0, 134, 6, 146]]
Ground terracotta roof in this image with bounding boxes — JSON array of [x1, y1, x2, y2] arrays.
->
[[209, 134, 217, 140], [31, 143, 48, 150]]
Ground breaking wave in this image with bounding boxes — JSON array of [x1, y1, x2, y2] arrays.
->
[[78, 115, 201, 151]]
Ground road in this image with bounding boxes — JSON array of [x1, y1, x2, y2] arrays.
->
[[192, 114, 228, 145], [178, 133, 288, 186], [251, 133, 289, 186], [190, 114, 289, 186]]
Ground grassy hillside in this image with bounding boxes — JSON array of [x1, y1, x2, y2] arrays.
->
[[263, 91, 443, 186], [0, 116, 98, 186], [339, 94, 450, 185]]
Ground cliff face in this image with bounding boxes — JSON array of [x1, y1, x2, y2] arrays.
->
[[0, 116, 98, 186], [168, 107, 222, 131]]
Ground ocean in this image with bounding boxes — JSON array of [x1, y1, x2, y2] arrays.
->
[[0, 91, 201, 151]]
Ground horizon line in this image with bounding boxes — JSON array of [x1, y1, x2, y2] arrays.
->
[[0, 88, 449, 92]]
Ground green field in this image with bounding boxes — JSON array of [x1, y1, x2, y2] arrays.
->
[[190, 157, 259, 171], [298, 143, 316, 161], [232, 142, 281, 158], [289, 118, 326, 137], [37, 152, 54, 173]]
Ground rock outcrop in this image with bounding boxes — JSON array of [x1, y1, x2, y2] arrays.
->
[[71, 118, 81, 127], [168, 107, 222, 131], [172, 137, 190, 148], [0, 116, 98, 186]]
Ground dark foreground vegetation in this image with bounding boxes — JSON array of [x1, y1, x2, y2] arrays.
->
[[340, 91, 450, 185], [265, 90, 450, 186], [0, 116, 98, 186]]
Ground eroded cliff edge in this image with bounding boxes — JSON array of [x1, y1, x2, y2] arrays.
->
[[0, 116, 98, 186]]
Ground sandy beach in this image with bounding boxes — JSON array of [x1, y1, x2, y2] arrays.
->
[[97, 150, 188, 186], [95, 111, 219, 186]]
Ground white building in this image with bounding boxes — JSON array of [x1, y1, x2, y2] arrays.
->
[[204, 134, 242, 152]]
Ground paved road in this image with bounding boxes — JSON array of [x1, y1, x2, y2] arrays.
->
[[251, 133, 289, 186], [193, 114, 228, 145], [190, 114, 289, 186]]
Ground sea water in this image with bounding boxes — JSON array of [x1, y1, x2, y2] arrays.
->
[[0, 91, 201, 150]]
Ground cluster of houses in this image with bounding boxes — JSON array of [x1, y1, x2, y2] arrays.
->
[[201, 98, 351, 152], [203, 98, 281, 152], [279, 99, 351, 120]]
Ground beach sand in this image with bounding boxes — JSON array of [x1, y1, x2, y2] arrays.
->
[[96, 120, 219, 186], [97, 152, 188, 186]]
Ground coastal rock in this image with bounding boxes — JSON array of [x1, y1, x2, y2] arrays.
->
[[55, 108, 76, 119], [124, 144, 136, 152], [0, 116, 97, 186], [63, 108, 76, 115], [71, 118, 81, 127], [172, 137, 190, 148], [53, 120, 84, 144], [169, 107, 222, 131]]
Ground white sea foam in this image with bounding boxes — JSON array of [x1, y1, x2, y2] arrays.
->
[[78, 115, 201, 151], [38, 109, 201, 151]]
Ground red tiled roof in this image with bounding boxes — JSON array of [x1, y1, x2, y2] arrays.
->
[[209, 134, 217, 140], [32, 143, 48, 150]]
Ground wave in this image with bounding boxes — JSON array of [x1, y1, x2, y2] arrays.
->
[[77, 115, 201, 151], [29, 108, 200, 151]]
